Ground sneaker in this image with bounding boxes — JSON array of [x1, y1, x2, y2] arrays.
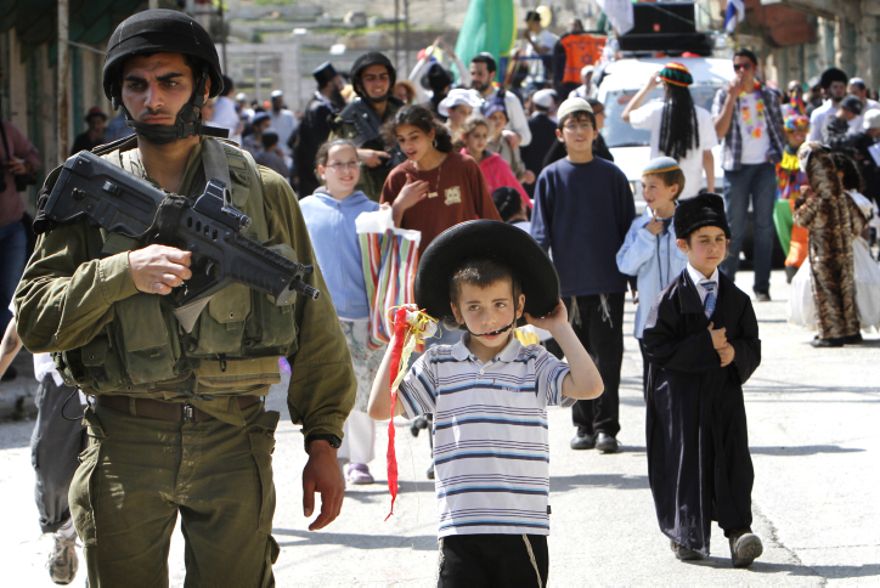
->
[[753, 291, 771, 302], [570, 430, 596, 450], [410, 415, 430, 437], [729, 531, 763, 568], [595, 432, 620, 454], [344, 463, 375, 485], [48, 520, 78, 585], [670, 539, 702, 561], [810, 337, 844, 348]]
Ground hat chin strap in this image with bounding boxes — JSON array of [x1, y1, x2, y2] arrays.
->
[[466, 319, 517, 338]]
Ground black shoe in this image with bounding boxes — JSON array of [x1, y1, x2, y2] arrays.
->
[[595, 432, 620, 454], [570, 431, 596, 450], [811, 337, 844, 348], [426, 464, 435, 480], [729, 532, 763, 568], [841, 333, 863, 345], [753, 290, 771, 302], [670, 539, 702, 561], [410, 415, 429, 437], [784, 266, 798, 283], [1, 365, 17, 382]]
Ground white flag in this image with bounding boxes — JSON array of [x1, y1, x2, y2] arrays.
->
[[596, 0, 635, 36]]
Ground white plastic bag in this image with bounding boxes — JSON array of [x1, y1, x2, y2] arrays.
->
[[853, 238, 880, 330], [788, 256, 817, 330]]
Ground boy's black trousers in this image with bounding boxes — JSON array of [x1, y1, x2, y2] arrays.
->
[[566, 293, 625, 437]]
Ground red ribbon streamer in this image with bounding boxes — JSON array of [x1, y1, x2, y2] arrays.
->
[[384, 307, 409, 520]]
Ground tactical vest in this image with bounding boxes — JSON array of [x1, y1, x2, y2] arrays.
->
[[55, 138, 298, 397]]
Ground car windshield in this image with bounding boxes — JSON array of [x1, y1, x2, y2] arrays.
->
[[602, 85, 721, 148]]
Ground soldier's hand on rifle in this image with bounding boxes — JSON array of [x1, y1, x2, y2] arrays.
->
[[128, 244, 193, 296]]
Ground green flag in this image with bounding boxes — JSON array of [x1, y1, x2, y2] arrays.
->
[[454, 0, 517, 82]]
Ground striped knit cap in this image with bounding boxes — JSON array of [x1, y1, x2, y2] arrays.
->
[[658, 62, 693, 87]]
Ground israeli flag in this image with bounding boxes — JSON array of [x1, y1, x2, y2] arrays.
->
[[724, 0, 745, 33]]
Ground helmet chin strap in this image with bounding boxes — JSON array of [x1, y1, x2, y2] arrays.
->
[[466, 318, 517, 338], [365, 93, 390, 104], [121, 72, 228, 144]]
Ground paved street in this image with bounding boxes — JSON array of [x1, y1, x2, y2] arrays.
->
[[2, 270, 879, 586]]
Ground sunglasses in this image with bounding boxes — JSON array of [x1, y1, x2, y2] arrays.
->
[[733, 63, 753, 72]]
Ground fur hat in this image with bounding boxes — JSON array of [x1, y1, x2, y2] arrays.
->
[[673, 193, 731, 239], [415, 220, 559, 321], [819, 67, 848, 90]]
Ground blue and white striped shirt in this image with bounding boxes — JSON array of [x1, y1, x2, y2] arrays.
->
[[398, 335, 571, 537]]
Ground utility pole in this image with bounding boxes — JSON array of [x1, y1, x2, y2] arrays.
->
[[57, 0, 70, 161], [404, 0, 410, 74], [394, 0, 400, 70]]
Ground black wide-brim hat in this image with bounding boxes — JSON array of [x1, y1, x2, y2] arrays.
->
[[415, 220, 560, 321]]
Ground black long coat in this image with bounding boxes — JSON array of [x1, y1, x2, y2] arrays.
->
[[642, 270, 761, 554]]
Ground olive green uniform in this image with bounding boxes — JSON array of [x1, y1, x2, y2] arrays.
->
[[15, 137, 355, 587]]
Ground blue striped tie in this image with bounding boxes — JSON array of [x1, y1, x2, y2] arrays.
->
[[701, 280, 717, 319]]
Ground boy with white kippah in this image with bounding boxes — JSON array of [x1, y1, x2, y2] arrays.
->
[[616, 156, 688, 393], [531, 97, 636, 454]]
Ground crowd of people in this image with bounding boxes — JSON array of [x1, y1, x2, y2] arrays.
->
[[0, 6, 879, 586]]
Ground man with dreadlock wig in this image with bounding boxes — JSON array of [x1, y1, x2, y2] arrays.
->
[[622, 62, 717, 199]]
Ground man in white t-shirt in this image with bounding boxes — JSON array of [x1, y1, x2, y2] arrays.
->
[[808, 68, 849, 142], [269, 89, 298, 159], [711, 48, 785, 302], [622, 62, 717, 198], [521, 11, 558, 91], [210, 75, 242, 143]]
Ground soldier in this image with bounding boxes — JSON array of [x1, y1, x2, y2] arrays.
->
[[294, 61, 345, 197], [14, 9, 355, 587], [332, 52, 405, 201]]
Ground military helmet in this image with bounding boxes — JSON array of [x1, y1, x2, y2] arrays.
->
[[102, 9, 224, 101], [350, 52, 396, 100]]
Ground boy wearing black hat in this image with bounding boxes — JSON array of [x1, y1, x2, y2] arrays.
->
[[368, 220, 603, 587], [642, 193, 763, 567]]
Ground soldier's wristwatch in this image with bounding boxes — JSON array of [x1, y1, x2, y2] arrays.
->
[[305, 433, 342, 451]]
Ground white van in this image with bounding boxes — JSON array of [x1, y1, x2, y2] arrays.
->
[[597, 56, 734, 211]]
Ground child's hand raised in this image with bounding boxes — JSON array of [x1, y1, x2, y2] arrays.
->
[[717, 342, 735, 367], [708, 322, 728, 349], [524, 299, 568, 333]]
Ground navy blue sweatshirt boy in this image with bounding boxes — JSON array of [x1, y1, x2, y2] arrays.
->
[[530, 97, 635, 453]]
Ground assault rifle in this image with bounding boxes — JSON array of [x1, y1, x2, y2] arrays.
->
[[41, 150, 320, 307]]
